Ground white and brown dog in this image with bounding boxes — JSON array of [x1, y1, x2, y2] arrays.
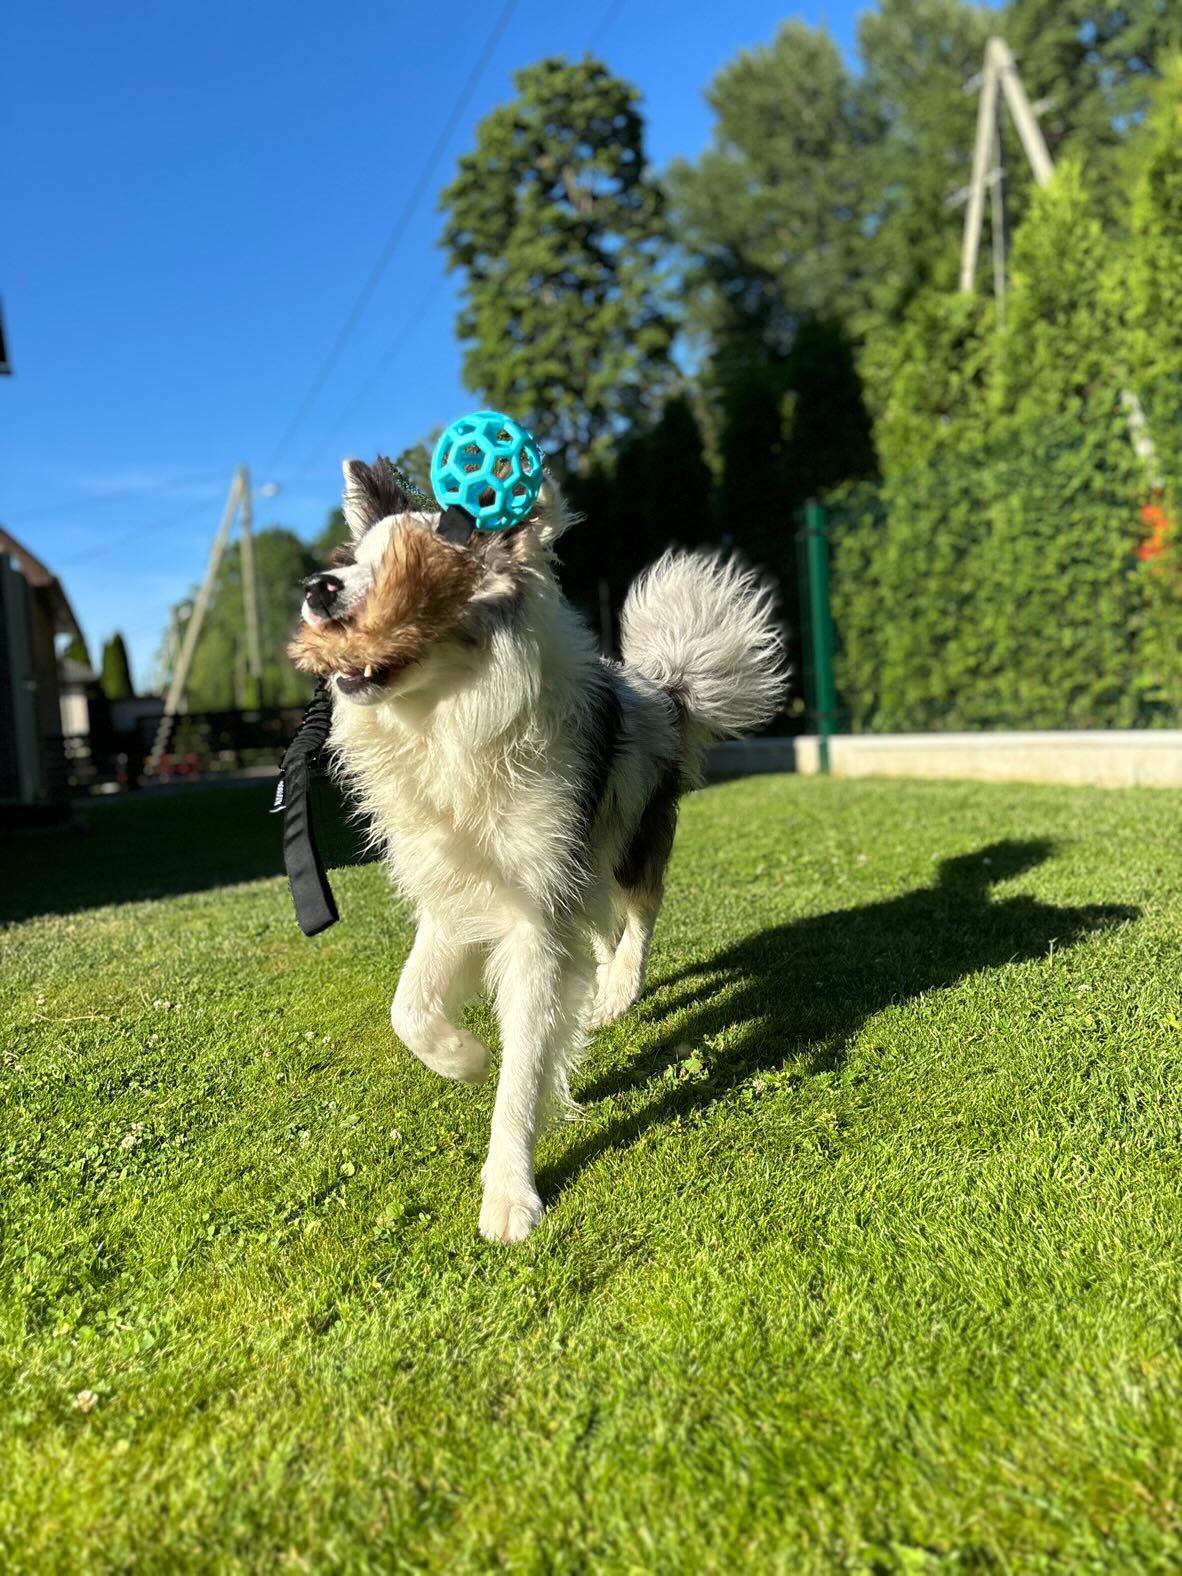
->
[[290, 457, 786, 1242]]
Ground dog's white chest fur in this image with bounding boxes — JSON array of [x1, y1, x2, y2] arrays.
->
[[331, 612, 589, 939]]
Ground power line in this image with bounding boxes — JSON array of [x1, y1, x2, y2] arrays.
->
[[288, 0, 623, 480], [586, 0, 626, 54], [264, 0, 519, 473], [6, 470, 223, 525], [57, 496, 215, 566], [288, 277, 447, 480]]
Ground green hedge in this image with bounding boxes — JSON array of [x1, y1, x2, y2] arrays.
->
[[827, 407, 1182, 731], [828, 126, 1182, 733]]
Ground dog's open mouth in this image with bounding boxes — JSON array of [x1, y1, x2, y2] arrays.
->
[[334, 660, 405, 695]]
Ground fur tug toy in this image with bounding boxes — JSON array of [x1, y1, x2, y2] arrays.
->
[[430, 410, 544, 532]]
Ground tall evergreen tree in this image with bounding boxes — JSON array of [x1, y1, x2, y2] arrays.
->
[[1121, 55, 1182, 712], [992, 160, 1123, 422], [100, 633, 135, 701], [1124, 53, 1182, 419], [780, 317, 877, 500], [864, 289, 995, 476], [441, 57, 674, 473]]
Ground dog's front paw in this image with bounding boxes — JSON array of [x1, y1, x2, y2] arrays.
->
[[587, 970, 640, 1031], [421, 1030, 491, 1084], [390, 1003, 491, 1084], [479, 1183, 544, 1244]]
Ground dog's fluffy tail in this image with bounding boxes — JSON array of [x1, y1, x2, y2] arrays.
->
[[620, 549, 787, 744]]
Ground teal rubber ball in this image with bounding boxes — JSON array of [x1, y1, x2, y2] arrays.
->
[[430, 411, 544, 532]]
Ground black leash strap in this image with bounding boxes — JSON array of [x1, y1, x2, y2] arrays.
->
[[271, 677, 339, 936]]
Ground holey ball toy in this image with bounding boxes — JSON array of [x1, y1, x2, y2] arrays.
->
[[430, 410, 544, 532]]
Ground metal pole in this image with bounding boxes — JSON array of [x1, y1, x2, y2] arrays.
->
[[146, 469, 243, 770], [238, 464, 264, 707], [802, 499, 837, 774]]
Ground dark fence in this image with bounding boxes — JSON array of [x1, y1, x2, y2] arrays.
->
[[66, 705, 309, 794]]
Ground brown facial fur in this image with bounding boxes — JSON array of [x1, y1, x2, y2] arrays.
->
[[288, 523, 483, 684]]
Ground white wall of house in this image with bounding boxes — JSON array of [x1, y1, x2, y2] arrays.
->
[[60, 689, 89, 735]]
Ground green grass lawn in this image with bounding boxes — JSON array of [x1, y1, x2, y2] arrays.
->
[[3, 774, 1181, 1572]]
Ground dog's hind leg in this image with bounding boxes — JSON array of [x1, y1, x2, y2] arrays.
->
[[391, 916, 489, 1084], [588, 883, 663, 1029], [480, 922, 589, 1243], [590, 762, 681, 1030]]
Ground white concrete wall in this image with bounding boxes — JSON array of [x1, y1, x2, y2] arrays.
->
[[708, 732, 1182, 788], [60, 690, 89, 737]]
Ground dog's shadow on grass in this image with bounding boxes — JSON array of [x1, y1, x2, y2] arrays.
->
[[541, 839, 1137, 1199]]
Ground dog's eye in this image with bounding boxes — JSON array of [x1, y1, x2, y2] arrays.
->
[[329, 544, 356, 568]]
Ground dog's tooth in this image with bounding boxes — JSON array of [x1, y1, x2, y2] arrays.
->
[[364, 664, 374, 679]]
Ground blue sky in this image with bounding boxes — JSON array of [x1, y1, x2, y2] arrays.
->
[[4, 0, 863, 684]]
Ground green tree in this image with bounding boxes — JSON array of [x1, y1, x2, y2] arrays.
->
[[780, 317, 877, 501], [100, 633, 135, 700], [864, 288, 995, 475], [1006, 0, 1180, 222], [61, 633, 91, 669], [175, 529, 317, 710], [441, 56, 674, 472], [1122, 55, 1182, 714], [562, 395, 713, 647], [668, 22, 868, 343], [992, 159, 1122, 420], [832, 163, 1155, 731], [1125, 53, 1182, 414]]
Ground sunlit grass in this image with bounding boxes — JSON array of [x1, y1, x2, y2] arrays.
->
[[2, 775, 1180, 1571]]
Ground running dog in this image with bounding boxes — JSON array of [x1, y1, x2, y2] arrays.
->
[[289, 457, 786, 1242]]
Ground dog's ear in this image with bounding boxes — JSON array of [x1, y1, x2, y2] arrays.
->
[[528, 477, 574, 547], [341, 456, 410, 541]]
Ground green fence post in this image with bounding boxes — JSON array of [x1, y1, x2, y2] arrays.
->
[[802, 498, 836, 774]]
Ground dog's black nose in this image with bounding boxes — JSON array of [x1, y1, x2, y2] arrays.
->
[[304, 572, 342, 617]]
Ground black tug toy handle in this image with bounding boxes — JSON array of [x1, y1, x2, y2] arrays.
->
[[272, 677, 339, 936]]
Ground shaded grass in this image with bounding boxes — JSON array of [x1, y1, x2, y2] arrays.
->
[[2, 775, 1181, 1572], [0, 776, 368, 924]]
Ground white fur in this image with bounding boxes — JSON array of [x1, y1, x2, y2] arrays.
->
[[621, 550, 785, 743], [319, 480, 786, 1242]]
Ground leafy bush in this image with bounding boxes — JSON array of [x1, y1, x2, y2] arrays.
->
[[830, 156, 1179, 731]]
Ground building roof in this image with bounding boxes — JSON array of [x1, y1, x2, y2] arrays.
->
[[59, 655, 100, 687], [0, 525, 83, 639]]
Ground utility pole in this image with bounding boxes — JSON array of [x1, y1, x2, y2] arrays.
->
[[989, 116, 1007, 322], [238, 464, 264, 707], [145, 469, 244, 772], [955, 36, 1159, 480], [958, 37, 1054, 298]]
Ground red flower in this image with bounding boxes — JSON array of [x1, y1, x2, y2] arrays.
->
[[1137, 499, 1172, 562]]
